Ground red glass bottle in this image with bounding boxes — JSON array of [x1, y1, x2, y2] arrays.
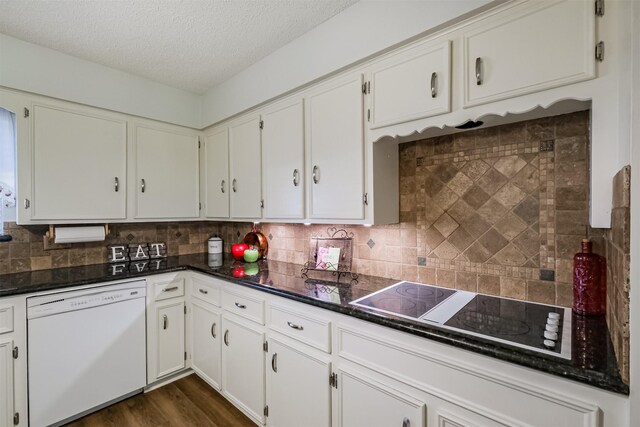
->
[[573, 239, 606, 315]]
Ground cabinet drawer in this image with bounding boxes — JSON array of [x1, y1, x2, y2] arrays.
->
[[0, 306, 14, 335], [222, 290, 265, 325], [269, 304, 331, 353], [191, 275, 221, 306], [153, 278, 185, 301]]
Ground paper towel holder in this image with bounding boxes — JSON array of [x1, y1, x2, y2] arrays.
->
[[44, 224, 111, 249]]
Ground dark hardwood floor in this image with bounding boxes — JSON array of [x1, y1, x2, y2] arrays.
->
[[65, 374, 256, 427]]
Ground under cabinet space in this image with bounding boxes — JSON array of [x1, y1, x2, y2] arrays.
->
[[369, 40, 451, 129], [462, 0, 595, 107]]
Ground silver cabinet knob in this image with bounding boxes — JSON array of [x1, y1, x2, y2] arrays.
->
[[114, 177, 119, 192], [162, 314, 168, 330], [235, 302, 247, 309], [141, 178, 146, 193], [232, 178, 237, 193], [402, 417, 411, 427], [211, 322, 216, 339], [287, 321, 304, 331], [312, 165, 319, 184], [271, 353, 278, 373], [224, 330, 229, 346], [221, 179, 226, 193]]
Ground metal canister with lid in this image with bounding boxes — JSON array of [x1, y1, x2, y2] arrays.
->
[[208, 236, 223, 254]]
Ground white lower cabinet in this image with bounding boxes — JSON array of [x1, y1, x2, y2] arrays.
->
[[190, 300, 221, 390], [221, 314, 266, 424], [146, 273, 187, 384], [266, 337, 331, 427], [336, 367, 425, 427], [0, 339, 14, 427], [154, 301, 186, 379]]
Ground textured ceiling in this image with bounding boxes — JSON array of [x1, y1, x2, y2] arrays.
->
[[0, 0, 359, 94]]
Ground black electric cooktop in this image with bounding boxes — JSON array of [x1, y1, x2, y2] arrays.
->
[[351, 282, 571, 359]]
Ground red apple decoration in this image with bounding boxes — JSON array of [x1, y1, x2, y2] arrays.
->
[[232, 265, 246, 278], [231, 243, 249, 261]]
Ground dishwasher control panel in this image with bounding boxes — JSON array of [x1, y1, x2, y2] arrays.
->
[[27, 281, 146, 319]]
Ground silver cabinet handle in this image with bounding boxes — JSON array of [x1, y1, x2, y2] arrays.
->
[[475, 57, 483, 86], [141, 178, 146, 193], [211, 322, 216, 339], [220, 179, 226, 193], [430, 72, 438, 98], [292, 169, 300, 187], [312, 165, 319, 184], [402, 417, 411, 427], [199, 288, 208, 295], [232, 178, 237, 193], [114, 177, 119, 192], [163, 286, 179, 292], [224, 330, 229, 346], [235, 302, 246, 309], [162, 314, 168, 330], [287, 321, 304, 331], [271, 353, 278, 373]]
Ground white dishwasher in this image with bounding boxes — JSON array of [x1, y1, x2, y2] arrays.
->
[[27, 280, 147, 427]]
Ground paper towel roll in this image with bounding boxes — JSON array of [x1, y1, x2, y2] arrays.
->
[[54, 226, 106, 244]]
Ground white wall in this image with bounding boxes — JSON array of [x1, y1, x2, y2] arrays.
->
[[201, 0, 496, 127], [0, 34, 202, 128]]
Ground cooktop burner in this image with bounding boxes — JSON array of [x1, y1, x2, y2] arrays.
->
[[350, 281, 572, 359], [351, 282, 456, 319]]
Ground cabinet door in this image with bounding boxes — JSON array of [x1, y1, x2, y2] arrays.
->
[[370, 41, 451, 129], [0, 340, 14, 427], [307, 74, 364, 220], [261, 99, 304, 219], [191, 301, 221, 390], [203, 128, 230, 218], [155, 301, 185, 379], [229, 114, 262, 219], [31, 104, 126, 220], [266, 338, 330, 427], [221, 315, 265, 423], [135, 125, 199, 219], [337, 368, 425, 427], [463, 0, 595, 107]]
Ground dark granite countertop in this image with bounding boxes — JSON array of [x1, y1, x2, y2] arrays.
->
[[0, 253, 628, 395]]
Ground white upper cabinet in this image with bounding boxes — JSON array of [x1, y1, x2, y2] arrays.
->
[[229, 113, 263, 219], [463, 0, 595, 107], [306, 74, 365, 220], [134, 124, 199, 219], [369, 40, 451, 129], [261, 98, 305, 220], [202, 127, 230, 219], [31, 104, 127, 220]]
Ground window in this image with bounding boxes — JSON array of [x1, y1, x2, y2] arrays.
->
[[0, 107, 16, 239]]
